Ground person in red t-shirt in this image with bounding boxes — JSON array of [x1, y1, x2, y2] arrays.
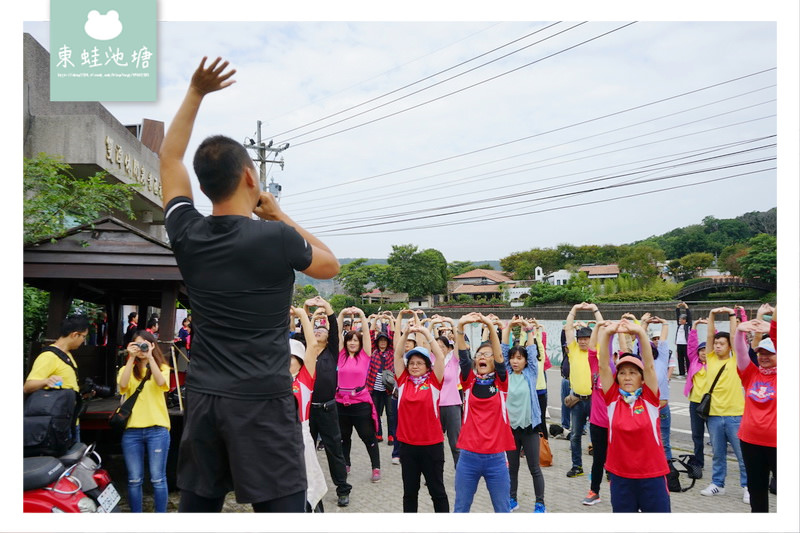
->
[[288, 306, 327, 512], [734, 311, 777, 513], [453, 312, 516, 513], [393, 318, 448, 513], [597, 319, 670, 513]]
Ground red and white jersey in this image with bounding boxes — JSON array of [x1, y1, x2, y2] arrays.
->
[[292, 366, 315, 423], [604, 383, 669, 479], [396, 370, 444, 446], [456, 372, 515, 454]]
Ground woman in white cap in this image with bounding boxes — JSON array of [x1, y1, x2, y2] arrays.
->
[[393, 318, 448, 512], [733, 308, 777, 513], [596, 319, 670, 513], [289, 307, 327, 512]]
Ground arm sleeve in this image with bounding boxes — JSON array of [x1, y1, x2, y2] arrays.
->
[[458, 348, 473, 381], [526, 344, 539, 378], [733, 330, 753, 371], [326, 313, 339, 351], [769, 319, 777, 349], [164, 196, 200, 246]]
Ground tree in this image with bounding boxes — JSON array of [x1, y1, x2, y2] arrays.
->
[[679, 252, 715, 276], [739, 234, 776, 286], [335, 258, 373, 298], [292, 284, 319, 307], [618, 244, 666, 280], [386, 244, 448, 299], [24, 153, 138, 244], [719, 243, 749, 276], [23, 154, 138, 351], [447, 260, 475, 278]]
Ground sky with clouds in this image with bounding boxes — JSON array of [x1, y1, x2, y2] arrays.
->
[[20, 5, 793, 266]]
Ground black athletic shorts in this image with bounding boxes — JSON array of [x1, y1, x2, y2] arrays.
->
[[176, 390, 307, 503]]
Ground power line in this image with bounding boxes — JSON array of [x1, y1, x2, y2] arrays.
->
[[282, 22, 638, 149], [310, 157, 775, 235], [285, 89, 776, 215], [296, 139, 776, 227], [266, 22, 563, 140], [314, 166, 775, 237], [280, 66, 776, 199]]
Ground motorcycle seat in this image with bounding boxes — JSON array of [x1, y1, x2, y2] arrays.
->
[[58, 442, 88, 467], [23, 456, 65, 491]]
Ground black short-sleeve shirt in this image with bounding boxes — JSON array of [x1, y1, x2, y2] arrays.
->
[[165, 196, 313, 399]]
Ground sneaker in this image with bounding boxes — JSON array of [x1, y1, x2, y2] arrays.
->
[[587, 444, 593, 456], [316, 441, 324, 451], [743, 486, 750, 505], [566, 466, 584, 478], [391, 457, 400, 465], [700, 483, 725, 496], [387, 435, 394, 445], [509, 498, 519, 512], [371, 468, 381, 482], [533, 502, 546, 513], [582, 490, 601, 505], [336, 494, 349, 507], [345, 465, 351, 474], [376, 435, 383, 442]]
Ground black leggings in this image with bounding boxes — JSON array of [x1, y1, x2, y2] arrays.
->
[[179, 489, 305, 513], [338, 402, 381, 469], [589, 423, 609, 494], [535, 391, 548, 438], [507, 425, 545, 503], [399, 441, 449, 512], [740, 440, 776, 513]]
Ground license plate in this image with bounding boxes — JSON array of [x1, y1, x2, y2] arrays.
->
[[96, 483, 121, 513]]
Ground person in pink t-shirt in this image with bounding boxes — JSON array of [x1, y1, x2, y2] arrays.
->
[[428, 315, 462, 467], [597, 319, 670, 513], [335, 307, 380, 483]]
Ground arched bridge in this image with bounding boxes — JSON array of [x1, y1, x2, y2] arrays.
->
[[676, 276, 773, 300]]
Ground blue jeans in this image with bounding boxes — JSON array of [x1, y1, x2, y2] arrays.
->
[[570, 397, 591, 468], [659, 404, 672, 460], [560, 378, 572, 429], [121, 426, 171, 512], [706, 415, 747, 488], [454, 450, 510, 512], [688, 401, 707, 468]]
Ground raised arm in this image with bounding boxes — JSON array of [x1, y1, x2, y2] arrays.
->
[[623, 320, 658, 393], [597, 321, 616, 394], [160, 57, 236, 208], [293, 306, 319, 377], [735, 319, 771, 371]]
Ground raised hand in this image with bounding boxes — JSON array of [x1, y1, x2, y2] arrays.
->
[[191, 57, 236, 96]]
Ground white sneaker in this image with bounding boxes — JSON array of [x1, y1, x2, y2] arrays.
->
[[743, 486, 750, 504], [700, 483, 726, 496]]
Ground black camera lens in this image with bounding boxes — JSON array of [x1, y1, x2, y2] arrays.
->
[[137, 342, 150, 352]]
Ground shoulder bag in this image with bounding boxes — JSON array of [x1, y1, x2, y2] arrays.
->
[[696, 363, 726, 420], [109, 369, 151, 432]]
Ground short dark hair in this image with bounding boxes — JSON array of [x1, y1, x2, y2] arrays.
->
[[714, 331, 731, 346], [59, 315, 90, 337], [193, 135, 254, 203], [128, 312, 138, 321], [507, 346, 528, 368]]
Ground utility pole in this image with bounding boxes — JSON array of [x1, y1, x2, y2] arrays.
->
[[243, 120, 290, 200]]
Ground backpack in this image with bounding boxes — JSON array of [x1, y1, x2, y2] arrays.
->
[[23, 347, 80, 457]]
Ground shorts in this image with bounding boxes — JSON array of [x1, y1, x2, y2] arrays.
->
[[177, 390, 307, 503]]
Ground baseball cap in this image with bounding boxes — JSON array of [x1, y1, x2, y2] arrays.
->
[[757, 337, 776, 354], [404, 346, 433, 365], [290, 339, 305, 361], [696, 342, 706, 353]]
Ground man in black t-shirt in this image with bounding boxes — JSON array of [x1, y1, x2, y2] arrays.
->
[[160, 57, 339, 513]]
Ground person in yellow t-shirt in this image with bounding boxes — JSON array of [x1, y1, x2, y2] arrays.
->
[[699, 307, 748, 504], [564, 302, 604, 479], [24, 314, 91, 444], [117, 329, 171, 512]]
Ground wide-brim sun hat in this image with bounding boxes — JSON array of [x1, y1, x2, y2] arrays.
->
[[290, 339, 305, 361]]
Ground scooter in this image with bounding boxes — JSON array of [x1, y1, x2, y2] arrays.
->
[[23, 441, 121, 513]]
